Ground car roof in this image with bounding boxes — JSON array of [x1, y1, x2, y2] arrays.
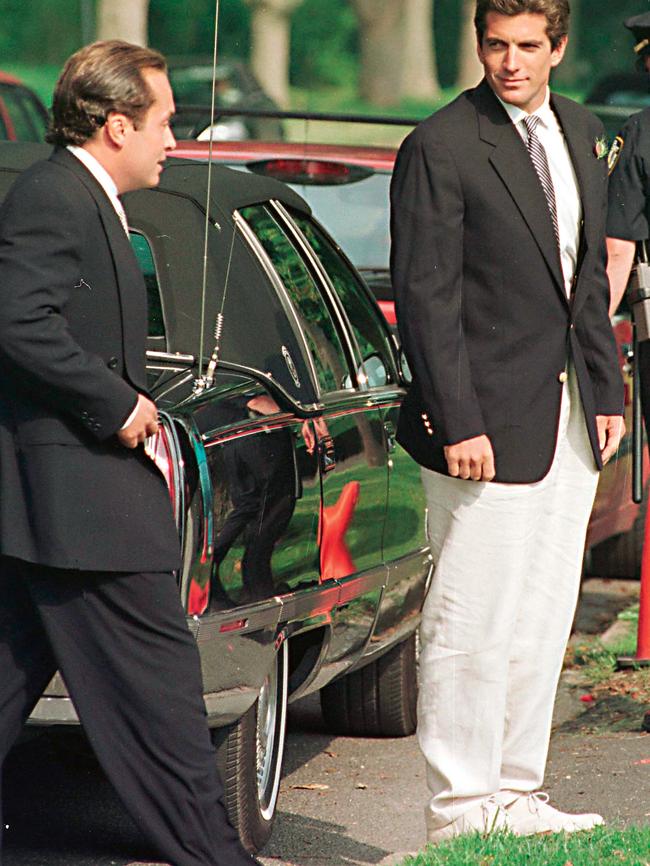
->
[[172, 139, 397, 172], [0, 71, 24, 87], [0, 143, 312, 217]]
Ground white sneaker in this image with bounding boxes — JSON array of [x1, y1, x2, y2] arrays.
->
[[427, 795, 511, 843], [505, 791, 604, 835]]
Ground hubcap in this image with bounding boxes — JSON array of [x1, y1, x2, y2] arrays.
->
[[255, 646, 286, 821]]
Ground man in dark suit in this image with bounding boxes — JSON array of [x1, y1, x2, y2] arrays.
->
[[391, 0, 624, 844], [0, 41, 259, 866]]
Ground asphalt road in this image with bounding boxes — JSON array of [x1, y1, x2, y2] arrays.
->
[[2, 579, 648, 866]]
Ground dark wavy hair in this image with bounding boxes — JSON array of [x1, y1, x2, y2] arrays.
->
[[474, 0, 570, 50], [47, 40, 167, 147]]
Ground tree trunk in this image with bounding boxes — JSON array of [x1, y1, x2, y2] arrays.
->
[[456, 0, 483, 91], [353, 0, 407, 108], [401, 0, 440, 101], [97, 0, 150, 45], [246, 0, 303, 109]]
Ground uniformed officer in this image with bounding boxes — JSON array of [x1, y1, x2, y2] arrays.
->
[[606, 14, 650, 439]]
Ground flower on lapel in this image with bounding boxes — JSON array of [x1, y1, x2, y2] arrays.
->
[[593, 136, 609, 160]]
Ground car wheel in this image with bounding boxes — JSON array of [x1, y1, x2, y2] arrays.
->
[[320, 633, 417, 737], [588, 495, 647, 579], [213, 640, 288, 853]]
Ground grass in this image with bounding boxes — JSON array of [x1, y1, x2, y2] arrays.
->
[[397, 825, 650, 866], [571, 605, 640, 684]]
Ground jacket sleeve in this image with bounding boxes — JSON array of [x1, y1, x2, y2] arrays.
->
[[576, 140, 625, 418], [390, 129, 486, 445], [0, 169, 138, 440]]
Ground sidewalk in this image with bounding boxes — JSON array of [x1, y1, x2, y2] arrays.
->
[[259, 578, 649, 866]]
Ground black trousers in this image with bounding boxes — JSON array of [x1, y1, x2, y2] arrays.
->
[[0, 557, 254, 866]]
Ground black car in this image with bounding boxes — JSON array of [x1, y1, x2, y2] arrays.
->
[[0, 143, 430, 853]]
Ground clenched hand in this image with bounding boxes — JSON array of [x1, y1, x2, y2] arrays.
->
[[117, 394, 159, 449], [596, 415, 625, 465], [444, 434, 495, 481]]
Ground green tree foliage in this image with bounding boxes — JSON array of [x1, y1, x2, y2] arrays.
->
[[0, 0, 85, 63], [289, 0, 358, 87], [149, 0, 250, 60]]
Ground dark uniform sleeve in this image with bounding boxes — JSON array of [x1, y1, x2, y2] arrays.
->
[[607, 111, 650, 241]]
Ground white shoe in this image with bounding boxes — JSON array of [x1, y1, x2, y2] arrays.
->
[[505, 791, 604, 835], [427, 795, 511, 843]]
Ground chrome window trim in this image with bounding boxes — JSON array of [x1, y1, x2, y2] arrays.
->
[[269, 199, 363, 389], [270, 199, 398, 393], [233, 208, 320, 403]]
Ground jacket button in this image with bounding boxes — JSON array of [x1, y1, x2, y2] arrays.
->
[[558, 371, 568, 383], [107, 357, 118, 369]]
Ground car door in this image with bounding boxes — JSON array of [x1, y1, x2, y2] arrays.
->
[[283, 208, 431, 649], [238, 202, 389, 678]]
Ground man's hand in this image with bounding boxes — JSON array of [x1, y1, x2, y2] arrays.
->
[[444, 434, 495, 481], [117, 394, 159, 449], [596, 414, 626, 465]]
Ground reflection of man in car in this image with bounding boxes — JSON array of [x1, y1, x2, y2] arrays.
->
[[211, 393, 300, 606], [0, 41, 260, 866], [391, 0, 624, 845]]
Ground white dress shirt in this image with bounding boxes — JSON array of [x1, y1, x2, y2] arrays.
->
[[497, 89, 582, 297], [67, 145, 129, 236], [66, 145, 138, 429]]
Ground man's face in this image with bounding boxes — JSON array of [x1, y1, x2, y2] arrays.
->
[[477, 12, 567, 114], [119, 67, 176, 193]]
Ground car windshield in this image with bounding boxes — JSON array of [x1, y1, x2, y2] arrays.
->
[[227, 163, 391, 272], [288, 172, 391, 273]]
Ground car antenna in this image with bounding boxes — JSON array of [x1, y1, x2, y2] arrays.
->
[[194, 0, 228, 395]]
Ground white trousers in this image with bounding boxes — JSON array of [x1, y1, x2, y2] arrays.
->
[[418, 367, 598, 833]]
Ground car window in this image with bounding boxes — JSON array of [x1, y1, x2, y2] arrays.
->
[[288, 172, 391, 272], [240, 204, 352, 395], [0, 85, 43, 142], [16, 90, 48, 140], [130, 231, 165, 338], [291, 212, 394, 389]]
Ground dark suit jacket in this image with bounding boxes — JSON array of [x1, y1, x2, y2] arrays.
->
[[390, 80, 624, 483], [0, 148, 180, 570]]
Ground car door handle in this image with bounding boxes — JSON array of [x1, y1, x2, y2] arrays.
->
[[318, 434, 337, 473]]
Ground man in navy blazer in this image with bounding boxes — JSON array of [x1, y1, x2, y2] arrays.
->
[[391, 0, 624, 844], [0, 41, 259, 866]]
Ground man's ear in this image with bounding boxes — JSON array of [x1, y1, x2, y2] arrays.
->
[[550, 35, 568, 68], [104, 111, 131, 147]]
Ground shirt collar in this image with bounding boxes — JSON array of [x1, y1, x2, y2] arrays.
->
[[496, 87, 553, 129], [66, 145, 120, 203]]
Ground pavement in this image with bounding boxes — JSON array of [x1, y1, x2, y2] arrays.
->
[[3, 579, 646, 866], [256, 577, 649, 866]]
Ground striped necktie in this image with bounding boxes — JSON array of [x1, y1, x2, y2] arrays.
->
[[523, 114, 560, 248]]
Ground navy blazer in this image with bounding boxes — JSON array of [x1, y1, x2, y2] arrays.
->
[[390, 80, 624, 483]]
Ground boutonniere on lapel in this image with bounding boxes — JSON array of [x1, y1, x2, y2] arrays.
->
[[593, 136, 609, 161]]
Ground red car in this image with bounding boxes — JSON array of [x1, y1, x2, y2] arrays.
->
[[0, 71, 48, 142], [172, 137, 646, 577]]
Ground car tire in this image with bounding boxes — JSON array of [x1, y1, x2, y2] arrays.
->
[[320, 632, 417, 737], [213, 641, 288, 853], [588, 495, 647, 579]]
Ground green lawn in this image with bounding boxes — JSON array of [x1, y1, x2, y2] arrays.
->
[[398, 825, 650, 866]]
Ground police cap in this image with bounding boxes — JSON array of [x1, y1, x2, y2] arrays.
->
[[625, 13, 650, 58]]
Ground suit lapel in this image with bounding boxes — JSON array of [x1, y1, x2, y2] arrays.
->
[[474, 81, 567, 301], [49, 148, 147, 390]]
